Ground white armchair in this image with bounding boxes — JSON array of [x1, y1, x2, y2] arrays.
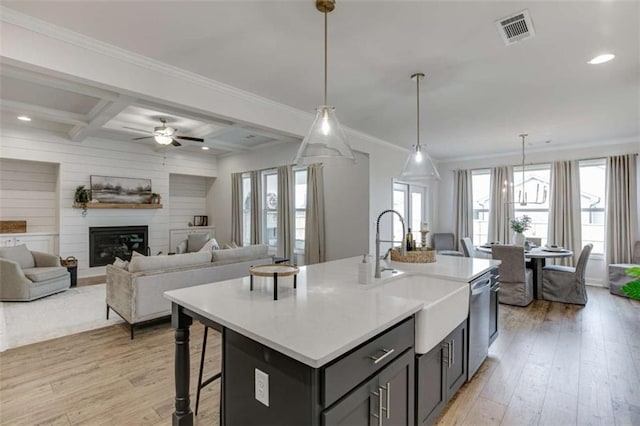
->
[[0, 244, 70, 301]]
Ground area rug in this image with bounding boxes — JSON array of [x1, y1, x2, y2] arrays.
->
[[0, 284, 123, 352]]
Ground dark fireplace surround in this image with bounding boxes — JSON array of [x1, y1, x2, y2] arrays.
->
[[89, 226, 148, 267]]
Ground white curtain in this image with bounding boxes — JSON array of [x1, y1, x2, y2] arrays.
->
[[250, 170, 262, 245], [548, 161, 582, 266], [305, 164, 325, 265], [454, 169, 473, 249], [277, 165, 293, 259], [230, 172, 243, 246], [488, 166, 514, 244], [606, 154, 638, 264]]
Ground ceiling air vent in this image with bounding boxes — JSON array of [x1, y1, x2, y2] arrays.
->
[[496, 10, 535, 46]]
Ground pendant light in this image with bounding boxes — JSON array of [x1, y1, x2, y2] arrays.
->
[[399, 73, 440, 181], [294, 0, 355, 166]]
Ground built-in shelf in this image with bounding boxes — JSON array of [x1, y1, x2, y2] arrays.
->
[[73, 202, 163, 209]]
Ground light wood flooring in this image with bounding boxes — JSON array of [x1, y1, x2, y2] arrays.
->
[[0, 287, 638, 425]]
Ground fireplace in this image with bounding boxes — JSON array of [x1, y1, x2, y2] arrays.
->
[[89, 226, 148, 267]]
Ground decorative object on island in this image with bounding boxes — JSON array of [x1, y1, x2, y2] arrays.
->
[[74, 185, 92, 216], [248, 263, 299, 300], [406, 228, 414, 251], [399, 72, 440, 182], [90, 175, 152, 204], [505, 134, 548, 206], [193, 215, 208, 227], [420, 222, 430, 248], [390, 246, 437, 263], [510, 214, 532, 246], [294, 0, 355, 166]]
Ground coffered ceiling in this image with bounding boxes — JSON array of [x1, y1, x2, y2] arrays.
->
[[1, 1, 638, 159]]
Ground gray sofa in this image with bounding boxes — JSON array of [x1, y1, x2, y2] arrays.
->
[[106, 244, 272, 338], [0, 244, 70, 301]]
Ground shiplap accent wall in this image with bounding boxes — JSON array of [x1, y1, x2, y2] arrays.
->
[[0, 158, 58, 233], [0, 127, 218, 277], [169, 173, 213, 229]]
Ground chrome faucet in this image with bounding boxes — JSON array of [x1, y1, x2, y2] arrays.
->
[[375, 209, 406, 278]]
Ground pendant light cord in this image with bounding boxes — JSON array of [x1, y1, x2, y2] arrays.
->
[[416, 74, 420, 149], [324, 10, 328, 106]]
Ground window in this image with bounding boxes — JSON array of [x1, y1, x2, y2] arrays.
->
[[393, 182, 427, 245], [294, 168, 307, 256], [579, 159, 606, 254], [471, 169, 490, 245], [262, 170, 278, 252], [513, 164, 550, 246], [242, 173, 251, 246]]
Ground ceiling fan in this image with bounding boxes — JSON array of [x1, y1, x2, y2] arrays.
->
[[126, 118, 204, 147]]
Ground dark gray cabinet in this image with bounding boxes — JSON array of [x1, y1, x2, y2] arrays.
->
[[416, 320, 468, 426], [489, 268, 500, 345], [323, 349, 414, 426], [223, 317, 415, 426]]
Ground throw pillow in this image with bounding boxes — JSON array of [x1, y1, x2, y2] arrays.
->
[[113, 257, 129, 270], [131, 251, 145, 257], [187, 233, 210, 252], [199, 238, 220, 253], [230, 241, 239, 248]]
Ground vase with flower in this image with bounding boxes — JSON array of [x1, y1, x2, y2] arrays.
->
[[510, 215, 532, 246]]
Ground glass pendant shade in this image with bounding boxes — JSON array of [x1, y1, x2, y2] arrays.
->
[[399, 145, 440, 181], [154, 135, 173, 145], [295, 106, 355, 166]]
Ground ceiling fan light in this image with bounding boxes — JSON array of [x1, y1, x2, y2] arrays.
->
[[154, 135, 173, 145], [295, 106, 355, 166]]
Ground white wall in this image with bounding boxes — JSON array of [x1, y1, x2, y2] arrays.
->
[[434, 140, 640, 286], [0, 126, 218, 277], [0, 158, 58, 233], [209, 143, 371, 262], [169, 173, 214, 229]]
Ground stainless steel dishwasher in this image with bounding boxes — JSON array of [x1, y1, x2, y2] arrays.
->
[[468, 271, 492, 379]]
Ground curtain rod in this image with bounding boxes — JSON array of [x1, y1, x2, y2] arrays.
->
[[233, 163, 300, 176], [464, 153, 637, 173]]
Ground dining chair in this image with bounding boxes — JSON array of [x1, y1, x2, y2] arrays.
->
[[432, 233, 464, 257], [491, 245, 534, 306], [526, 237, 542, 247], [608, 240, 640, 299], [541, 244, 593, 305], [460, 237, 475, 258]]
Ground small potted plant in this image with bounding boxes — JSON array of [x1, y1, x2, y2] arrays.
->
[[74, 185, 92, 216], [510, 215, 532, 246]]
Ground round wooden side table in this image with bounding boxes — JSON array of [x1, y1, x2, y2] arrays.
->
[[249, 263, 299, 300]]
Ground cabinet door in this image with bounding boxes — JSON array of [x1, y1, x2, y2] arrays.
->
[[444, 321, 467, 399], [489, 283, 499, 346], [416, 344, 445, 425], [322, 374, 380, 426], [377, 349, 414, 426]]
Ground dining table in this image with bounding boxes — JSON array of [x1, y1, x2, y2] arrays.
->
[[476, 245, 574, 299]]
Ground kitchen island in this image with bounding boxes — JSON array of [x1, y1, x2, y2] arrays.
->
[[165, 256, 499, 425]]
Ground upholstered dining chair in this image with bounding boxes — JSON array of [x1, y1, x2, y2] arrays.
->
[[491, 245, 534, 306], [541, 244, 593, 305], [432, 233, 464, 257], [608, 240, 640, 298], [460, 237, 475, 258]]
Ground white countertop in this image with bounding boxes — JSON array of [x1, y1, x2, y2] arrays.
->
[[165, 256, 498, 368], [391, 255, 500, 282]]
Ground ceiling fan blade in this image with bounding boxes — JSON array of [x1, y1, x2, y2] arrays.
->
[[171, 139, 182, 147], [132, 136, 153, 140], [175, 136, 204, 142]]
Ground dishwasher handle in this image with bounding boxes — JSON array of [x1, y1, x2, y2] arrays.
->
[[471, 278, 491, 295]]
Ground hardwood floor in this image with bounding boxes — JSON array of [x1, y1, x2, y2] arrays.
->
[[0, 287, 638, 425]]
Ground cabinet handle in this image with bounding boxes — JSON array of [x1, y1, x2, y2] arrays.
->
[[371, 390, 383, 426], [369, 348, 395, 364], [441, 341, 450, 366], [451, 339, 455, 366], [384, 383, 391, 419]]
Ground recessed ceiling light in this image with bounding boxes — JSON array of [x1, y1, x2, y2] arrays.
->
[[201, 146, 210, 151], [588, 53, 615, 65], [17, 115, 32, 122]]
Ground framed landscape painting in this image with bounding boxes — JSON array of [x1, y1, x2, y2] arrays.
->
[[90, 175, 152, 204]]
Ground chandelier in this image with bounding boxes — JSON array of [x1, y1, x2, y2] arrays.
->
[[506, 133, 547, 206]]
